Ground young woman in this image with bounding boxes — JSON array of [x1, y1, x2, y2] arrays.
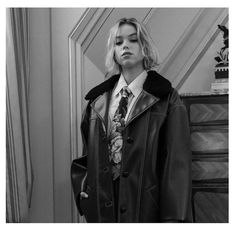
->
[[71, 18, 192, 223]]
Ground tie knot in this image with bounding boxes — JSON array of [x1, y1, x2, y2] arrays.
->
[[121, 86, 131, 98]]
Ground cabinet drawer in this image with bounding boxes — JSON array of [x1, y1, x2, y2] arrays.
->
[[193, 192, 228, 222], [192, 161, 228, 180], [190, 103, 228, 123], [191, 126, 228, 153]]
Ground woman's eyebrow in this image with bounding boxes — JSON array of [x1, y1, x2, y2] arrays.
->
[[128, 33, 137, 37], [116, 33, 137, 39]]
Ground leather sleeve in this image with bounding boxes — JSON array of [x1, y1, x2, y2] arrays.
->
[[80, 102, 91, 157], [71, 103, 91, 215], [71, 155, 87, 215], [160, 89, 192, 222]]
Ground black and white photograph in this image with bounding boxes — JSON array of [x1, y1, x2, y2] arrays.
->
[[5, 3, 230, 225]]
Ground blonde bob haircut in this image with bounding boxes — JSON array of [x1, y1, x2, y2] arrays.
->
[[105, 18, 160, 77]]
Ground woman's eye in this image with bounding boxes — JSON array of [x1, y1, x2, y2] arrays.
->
[[115, 38, 138, 45], [130, 39, 138, 43], [115, 40, 122, 45]]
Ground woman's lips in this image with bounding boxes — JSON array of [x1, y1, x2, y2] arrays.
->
[[122, 52, 132, 57]]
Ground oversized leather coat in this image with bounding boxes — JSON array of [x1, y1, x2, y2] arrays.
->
[[71, 70, 192, 223]]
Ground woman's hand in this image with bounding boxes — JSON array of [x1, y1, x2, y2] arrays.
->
[[80, 191, 89, 199]]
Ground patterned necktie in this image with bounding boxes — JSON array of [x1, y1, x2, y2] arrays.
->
[[109, 87, 132, 180]]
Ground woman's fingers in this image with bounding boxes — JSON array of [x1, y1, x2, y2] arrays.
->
[[80, 192, 89, 199]]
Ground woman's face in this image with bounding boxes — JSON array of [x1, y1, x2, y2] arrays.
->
[[114, 24, 144, 69]]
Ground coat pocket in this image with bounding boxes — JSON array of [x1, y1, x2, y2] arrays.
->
[[79, 185, 91, 215], [140, 184, 160, 222], [79, 185, 97, 222], [146, 185, 159, 209]]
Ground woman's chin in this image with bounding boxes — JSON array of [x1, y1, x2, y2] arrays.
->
[[121, 61, 135, 68]]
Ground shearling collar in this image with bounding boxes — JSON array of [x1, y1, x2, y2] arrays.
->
[[85, 70, 172, 101]]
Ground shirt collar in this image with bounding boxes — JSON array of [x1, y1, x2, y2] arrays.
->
[[113, 70, 147, 97]]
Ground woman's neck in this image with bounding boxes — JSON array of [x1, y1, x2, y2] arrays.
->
[[122, 66, 145, 85]]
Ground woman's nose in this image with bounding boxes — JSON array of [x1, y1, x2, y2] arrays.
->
[[122, 45, 129, 51], [122, 40, 130, 50]]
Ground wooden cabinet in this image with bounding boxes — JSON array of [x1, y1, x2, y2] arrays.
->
[[181, 94, 228, 223]]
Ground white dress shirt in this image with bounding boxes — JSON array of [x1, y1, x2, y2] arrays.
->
[[108, 70, 147, 131]]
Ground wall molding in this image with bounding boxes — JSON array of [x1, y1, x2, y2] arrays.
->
[[158, 8, 228, 89], [143, 8, 156, 24], [158, 8, 204, 75], [68, 7, 113, 222], [6, 8, 34, 222], [175, 9, 228, 89]]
